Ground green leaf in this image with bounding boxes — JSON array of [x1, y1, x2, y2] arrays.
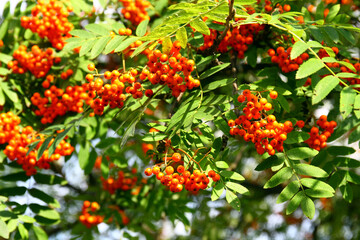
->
[[33, 173, 67, 185], [290, 41, 308, 60], [225, 190, 241, 211], [255, 155, 285, 171], [0, 187, 27, 197], [190, 19, 210, 35], [37, 136, 53, 160], [85, 23, 110, 36], [32, 225, 48, 240], [215, 161, 229, 169], [301, 196, 315, 219], [226, 182, 249, 194], [340, 87, 356, 119], [7, 219, 17, 232], [200, 63, 230, 79], [36, 209, 60, 220], [327, 146, 355, 155], [176, 27, 188, 49], [354, 94, 360, 119], [296, 58, 325, 79], [286, 191, 305, 215], [220, 170, 245, 181], [211, 182, 224, 201], [286, 147, 319, 160], [0, 172, 29, 182], [103, 35, 126, 54], [346, 171, 360, 184], [293, 163, 328, 178], [90, 36, 111, 59], [338, 28, 356, 45], [301, 178, 335, 193], [203, 78, 235, 92], [312, 75, 339, 104], [0, 81, 18, 103], [349, 126, 360, 144], [325, 4, 340, 22], [0, 219, 9, 239], [333, 157, 360, 168], [142, 132, 168, 142], [136, 19, 149, 37], [18, 223, 28, 240], [284, 132, 310, 144], [48, 127, 72, 157], [277, 181, 300, 204], [78, 141, 90, 171], [115, 37, 139, 52], [340, 183, 353, 203], [18, 215, 36, 223], [29, 188, 60, 208], [79, 39, 97, 57], [69, 30, 96, 38], [264, 167, 293, 189], [305, 189, 334, 198]]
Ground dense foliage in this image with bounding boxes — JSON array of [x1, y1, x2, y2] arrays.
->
[[0, 0, 360, 239]]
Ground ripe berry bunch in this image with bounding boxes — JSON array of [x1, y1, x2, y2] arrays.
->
[[268, 46, 309, 73], [20, 0, 73, 50], [141, 41, 200, 97], [1, 112, 74, 175], [303, 115, 337, 150], [144, 152, 220, 194], [8, 45, 55, 78], [79, 201, 104, 228], [101, 170, 138, 194], [31, 84, 92, 124], [228, 90, 293, 155], [118, 0, 151, 26], [200, 22, 264, 59], [85, 68, 137, 115], [0, 112, 21, 144], [264, 1, 291, 12]]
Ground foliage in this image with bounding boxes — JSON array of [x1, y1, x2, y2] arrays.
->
[[0, 0, 360, 239]]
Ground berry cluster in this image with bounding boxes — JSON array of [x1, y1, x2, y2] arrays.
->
[[264, 1, 291, 13], [79, 201, 104, 228], [303, 115, 337, 150], [118, 0, 151, 26], [200, 22, 264, 59], [268, 46, 309, 73], [85, 68, 131, 116], [144, 152, 220, 194], [0, 112, 74, 175], [8, 45, 55, 78], [141, 42, 200, 97], [20, 0, 73, 50], [101, 170, 138, 194], [228, 90, 293, 155], [31, 84, 92, 124]]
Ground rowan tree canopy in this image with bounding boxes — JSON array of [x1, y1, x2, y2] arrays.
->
[[0, 0, 360, 239]]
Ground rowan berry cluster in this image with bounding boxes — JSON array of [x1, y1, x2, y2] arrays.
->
[[142, 41, 200, 97], [7, 45, 55, 78], [101, 170, 138, 194], [268, 46, 309, 73], [0, 112, 74, 175], [228, 90, 293, 155], [303, 115, 337, 150], [264, 1, 291, 13], [31, 84, 92, 124], [79, 201, 104, 228], [85, 68, 133, 116], [144, 152, 220, 194], [20, 0, 73, 50], [200, 22, 264, 59], [118, 0, 151, 26]]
